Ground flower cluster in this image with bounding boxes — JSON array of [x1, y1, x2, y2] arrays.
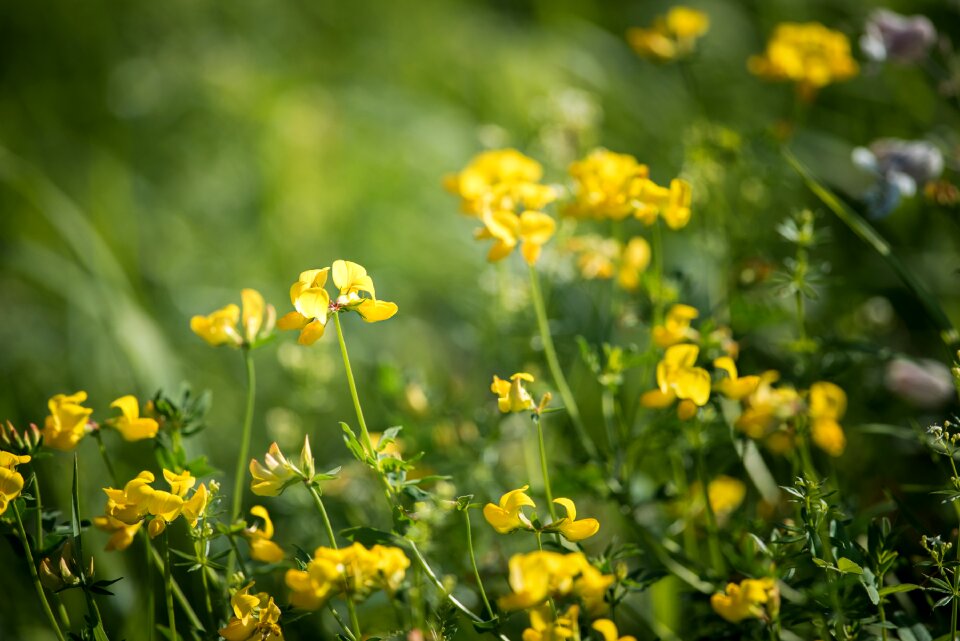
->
[[220, 582, 284, 641], [42, 391, 93, 451], [98, 469, 209, 543], [748, 22, 859, 100], [627, 6, 710, 62], [710, 577, 780, 623], [735, 376, 848, 457], [499, 550, 614, 615], [446, 149, 558, 265], [285, 542, 409, 609], [277, 261, 397, 345], [483, 486, 600, 542], [566, 235, 651, 291], [566, 148, 692, 229]]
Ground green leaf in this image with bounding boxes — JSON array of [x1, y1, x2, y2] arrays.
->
[[340, 422, 366, 462], [836, 557, 863, 575], [340, 526, 401, 547], [879, 583, 921, 596]]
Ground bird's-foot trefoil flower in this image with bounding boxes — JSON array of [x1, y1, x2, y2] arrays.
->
[[545, 497, 600, 542], [191, 288, 275, 348], [483, 486, 536, 534], [108, 395, 159, 441], [42, 391, 93, 451], [245, 505, 285, 563]]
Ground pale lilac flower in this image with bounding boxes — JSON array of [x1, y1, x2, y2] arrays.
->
[[861, 9, 936, 64]]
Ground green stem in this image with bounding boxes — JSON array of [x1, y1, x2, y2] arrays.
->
[[333, 312, 376, 457], [651, 221, 665, 325], [693, 431, 724, 576], [93, 430, 118, 485], [307, 483, 338, 548], [196, 519, 214, 629], [527, 265, 598, 461], [534, 415, 557, 523], [670, 450, 698, 563], [347, 600, 362, 641], [463, 509, 494, 619], [144, 531, 155, 641], [31, 472, 43, 548], [230, 348, 256, 523], [952, 503, 960, 641], [13, 501, 67, 641], [163, 531, 177, 641], [227, 347, 256, 585]]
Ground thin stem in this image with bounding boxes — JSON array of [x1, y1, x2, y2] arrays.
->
[[93, 430, 119, 486], [13, 501, 67, 641], [527, 265, 598, 461], [31, 472, 43, 548], [227, 347, 256, 585], [407, 540, 495, 628], [347, 600, 362, 641], [669, 450, 698, 563], [463, 509, 493, 619], [163, 531, 177, 641], [230, 348, 256, 523], [534, 415, 557, 523], [144, 530, 155, 641], [691, 427, 724, 576], [333, 312, 375, 456], [952, 502, 960, 641], [307, 483, 338, 548], [651, 221, 665, 325], [146, 539, 205, 632]]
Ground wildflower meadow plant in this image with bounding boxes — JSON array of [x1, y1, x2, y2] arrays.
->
[[6, 3, 960, 641]]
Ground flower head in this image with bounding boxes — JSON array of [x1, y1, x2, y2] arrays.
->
[[475, 210, 557, 265], [711, 577, 780, 623], [278, 261, 397, 345], [749, 22, 859, 100], [245, 505, 285, 563], [861, 9, 936, 64], [191, 288, 275, 348], [445, 149, 555, 216], [483, 486, 536, 534], [220, 583, 284, 641], [628, 6, 710, 62], [285, 542, 409, 609], [491, 373, 536, 413], [499, 551, 614, 615], [42, 391, 93, 451], [0, 453, 30, 516], [652, 304, 699, 347], [592, 619, 637, 641], [92, 516, 143, 551], [250, 443, 303, 497], [808, 381, 847, 457], [109, 395, 159, 441], [713, 357, 760, 400], [100, 469, 208, 540], [548, 498, 600, 542], [657, 344, 711, 406], [523, 604, 580, 641]]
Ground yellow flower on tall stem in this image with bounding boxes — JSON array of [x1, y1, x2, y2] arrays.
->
[[491, 372, 536, 413], [711, 577, 780, 623], [444, 148, 554, 216], [190, 288, 275, 348], [548, 497, 600, 542], [475, 209, 557, 265], [42, 391, 93, 451], [0, 453, 29, 515], [807, 381, 847, 457], [482, 486, 536, 534], [220, 583, 284, 641]]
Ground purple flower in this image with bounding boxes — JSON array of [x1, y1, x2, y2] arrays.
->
[[852, 138, 943, 217], [861, 9, 936, 64], [885, 358, 955, 410]]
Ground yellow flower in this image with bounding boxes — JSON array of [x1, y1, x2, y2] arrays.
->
[[491, 372, 536, 413], [523, 605, 580, 641], [499, 551, 614, 614], [42, 391, 93, 451], [483, 486, 536, 534], [92, 516, 143, 551], [101, 470, 208, 538], [548, 498, 600, 542], [108, 395, 159, 441], [689, 475, 746, 526], [191, 289, 275, 348], [713, 357, 760, 401], [711, 577, 780, 623], [250, 442, 303, 497], [748, 22, 859, 100], [278, 262, 397, 345], [592, 619, 637, 641], [445, 149, 555, 216], [734, 371, 801, 441], [285, 543, 409, 609], [190, 304, 241, 347], [617, 237, 652, 291], [657, 344, 711, 406], [628, 6, 710, 62], [475, 209, 557, 265], [220, 583, 284, 641], [0, 454, 29, 516], [567, 149, 651, 220], [808, 381, 847, 457], [245, 505, 285, 563], [652, 304, 699, 347]]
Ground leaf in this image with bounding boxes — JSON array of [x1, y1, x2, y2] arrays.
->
[[836, 557, 863, 575], [812, 557, 831, 568], [340, 422, 366, 462], [340, 526, 401, 547], [879, 583, 921, 596]]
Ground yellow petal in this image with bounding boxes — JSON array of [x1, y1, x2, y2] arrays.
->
[[298, 319, 327, 345], [483, 504, 521, 534], [248, 505, 275, 539], [110, 395, 140, 421], [332, 260, 375, 298], [241, 288, 265, 341], [181, 484, 208, 526], [356, 299, 398, 322], [249, 538, 285, 563], [553, 497, 577, 521], [639, 389, 676, 409], [118, 418, 160, 441], [673, 367, 711, 406], [592, 619, 619, 641], [558, 517, 599, 542], [294, 287, 331, 320], [518, 210, 556, 245], [277, 310, 309, 331]]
